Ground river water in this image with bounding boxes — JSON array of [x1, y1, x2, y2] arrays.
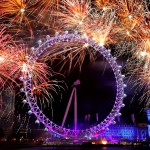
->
[[1, 146, 150, 150]]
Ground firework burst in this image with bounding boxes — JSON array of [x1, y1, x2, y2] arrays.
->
[[0, 28, 17, 88], [56, 0, 91, 30], [95, 0, 116, 11], [0, 0, 35, 37], [40, 40, 97, 74], [83, 10, 117, 46], [0, 0, 150, 109], [115, 0, 148, 40]]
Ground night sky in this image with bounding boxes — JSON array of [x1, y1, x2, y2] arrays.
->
[[32, 50, 148, 130], [47, 53, 116, 129]]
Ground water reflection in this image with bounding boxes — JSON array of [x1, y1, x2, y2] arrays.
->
[[7, 146, 149, 150]]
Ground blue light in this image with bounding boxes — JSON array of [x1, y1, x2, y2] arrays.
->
[[98, 125, 148, 141], [146, 109, 150, 122]]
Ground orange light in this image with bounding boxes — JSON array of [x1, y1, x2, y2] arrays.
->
[[92, 142, 96, 144], [146, 39, 150, 52], [101, 139, 107, 145]]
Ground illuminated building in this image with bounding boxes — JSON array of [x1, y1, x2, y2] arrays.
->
[[146, 109, 150, 139]]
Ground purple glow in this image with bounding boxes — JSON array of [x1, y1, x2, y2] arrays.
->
[[21, 32, 125, 138]]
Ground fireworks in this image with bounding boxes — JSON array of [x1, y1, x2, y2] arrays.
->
[[0, 29, 16, 88], [83, 10, 117, 46], [95, 0, 116, 11], [0, 0, 34, 36], [41, 41, 97, 73], [56, 0, 91, 30], [0, 0, 149, 109], [35, 0, 59, 14]]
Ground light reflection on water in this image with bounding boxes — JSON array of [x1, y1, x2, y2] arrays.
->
[[4, 146, 150, 150]]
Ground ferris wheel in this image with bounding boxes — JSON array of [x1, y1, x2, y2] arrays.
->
[[20, 32, 125, 139]]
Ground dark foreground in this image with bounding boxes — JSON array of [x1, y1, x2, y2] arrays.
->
[[0, 143, 150, 150], [0, 146, 150, 150]]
